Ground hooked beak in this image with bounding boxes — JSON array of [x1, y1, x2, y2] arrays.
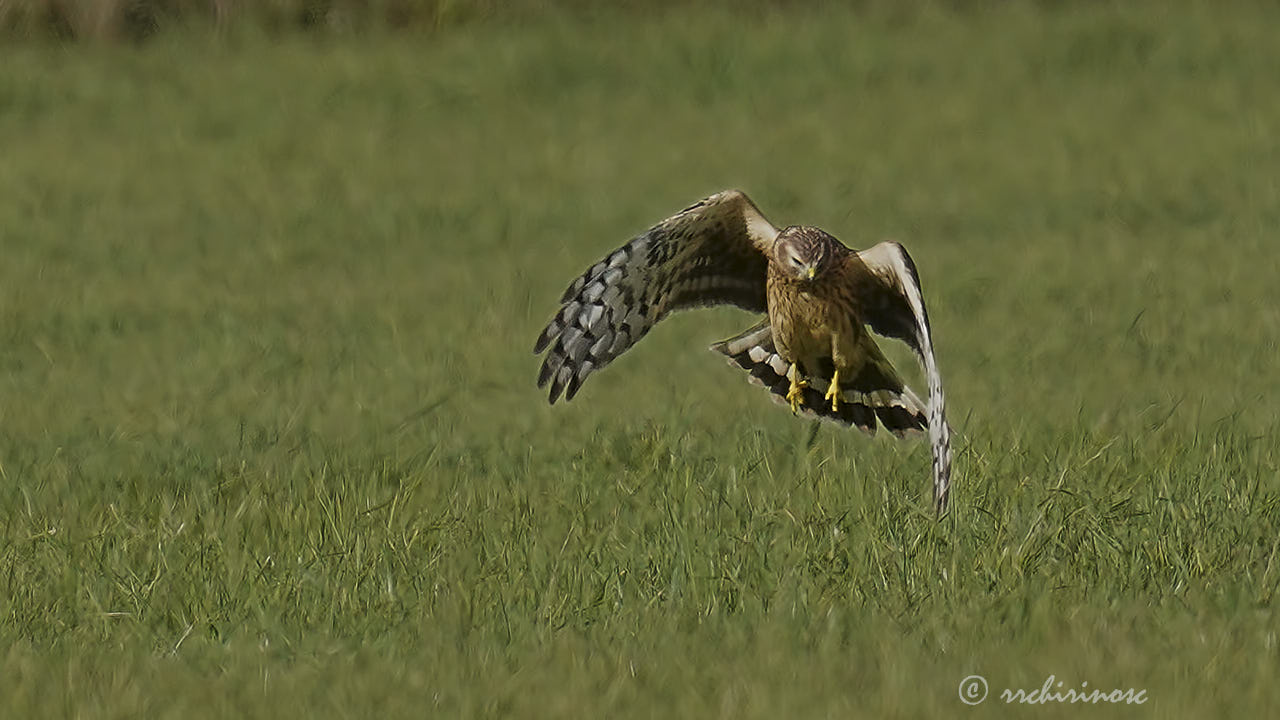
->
[[806, 266, 816, 280]]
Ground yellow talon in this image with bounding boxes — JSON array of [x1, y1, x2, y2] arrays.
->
[[786, 373, 808, 414], [824, 369, 841, 412]]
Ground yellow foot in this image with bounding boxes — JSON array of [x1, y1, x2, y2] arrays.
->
[[824, 369, 841, 412], [786, 375, 808, 415]]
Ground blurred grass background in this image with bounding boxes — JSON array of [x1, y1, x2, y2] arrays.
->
[[2, 1, 1279, 717]]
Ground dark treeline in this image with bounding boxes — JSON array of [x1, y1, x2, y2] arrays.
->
[[4, 0, 780, 41], [3, 0, 508, 41], [0, 0, 1134, 43]]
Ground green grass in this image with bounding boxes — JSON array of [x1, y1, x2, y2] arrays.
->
[[3, 2, 1280, 717]]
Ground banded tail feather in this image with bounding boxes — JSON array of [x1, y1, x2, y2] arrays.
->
[[710, 323, 927, 437]]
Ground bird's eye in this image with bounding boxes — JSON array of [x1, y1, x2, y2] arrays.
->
[[791, 257, 802, 266]]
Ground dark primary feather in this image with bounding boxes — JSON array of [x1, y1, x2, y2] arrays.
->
[[533, 190, 779, 403], [848, 242, 930, 354]]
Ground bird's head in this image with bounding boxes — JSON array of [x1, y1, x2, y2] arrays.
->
[[774, 226, 838, 282]]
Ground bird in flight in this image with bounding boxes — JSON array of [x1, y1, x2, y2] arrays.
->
[[532, 190, 952, 513]]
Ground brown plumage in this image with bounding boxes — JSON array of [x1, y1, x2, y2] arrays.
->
[[533, 190, 953, 514]]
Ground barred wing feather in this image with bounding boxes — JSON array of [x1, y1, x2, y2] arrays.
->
[[533, 190, 779, 403], [848, 242, 953, 514]]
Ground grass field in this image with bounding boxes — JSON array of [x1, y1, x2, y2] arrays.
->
[[3, 2, 1280, 717]]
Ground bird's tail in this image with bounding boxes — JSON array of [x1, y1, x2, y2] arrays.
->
[[710, 322, 926, 436]]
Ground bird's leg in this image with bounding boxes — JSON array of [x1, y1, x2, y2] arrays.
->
[[785, 363, 808, 414], [826, 331, 849, 413], [824, 368, 841, 412]]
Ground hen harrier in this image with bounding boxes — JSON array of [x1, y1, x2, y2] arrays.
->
[[533, 190, 952, 513]]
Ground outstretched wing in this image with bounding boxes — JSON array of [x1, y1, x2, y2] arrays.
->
[[847, 241, 953, 514], [534, 190, 780, 403]]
